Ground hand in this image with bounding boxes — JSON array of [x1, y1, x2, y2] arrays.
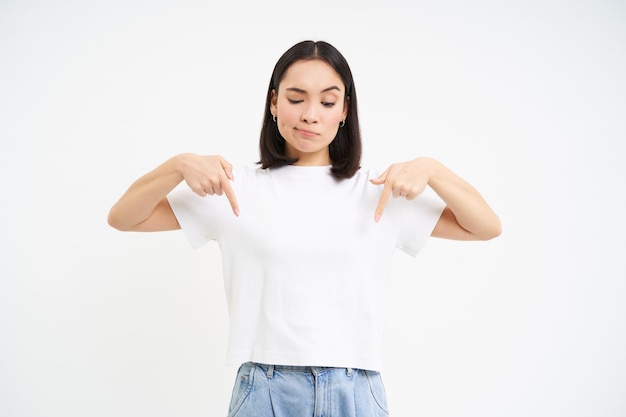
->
[[178, 153, 239, 216], [369, 157, 434, 222]]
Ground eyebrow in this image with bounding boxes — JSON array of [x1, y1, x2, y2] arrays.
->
[[285, 86, 342, 94]]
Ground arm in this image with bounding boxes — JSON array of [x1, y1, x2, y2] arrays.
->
[[371, 157, 501, 241], [426, 158, 501, 240], [107, 153, 238, 232]]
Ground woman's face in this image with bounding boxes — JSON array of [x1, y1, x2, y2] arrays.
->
[[271, 59, 348, 166]]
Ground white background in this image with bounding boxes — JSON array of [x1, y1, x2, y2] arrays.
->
[[1, 1, 625, 416]]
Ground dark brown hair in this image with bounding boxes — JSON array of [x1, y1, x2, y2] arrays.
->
[[258, 40, 362, 179]]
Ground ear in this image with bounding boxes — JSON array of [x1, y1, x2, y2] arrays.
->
[[342, 95, 350, 120], [270, 89, 278, 115]]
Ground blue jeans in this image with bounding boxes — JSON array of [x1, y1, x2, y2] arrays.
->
[[227, 362, 389, 417]]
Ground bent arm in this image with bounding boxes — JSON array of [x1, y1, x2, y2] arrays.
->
[[425, 158, 502, 241], [107, 156, 184, 232]]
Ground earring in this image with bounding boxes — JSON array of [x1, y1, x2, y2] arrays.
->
[[272, 114, 276, 122], [340, 119, 345, 128]]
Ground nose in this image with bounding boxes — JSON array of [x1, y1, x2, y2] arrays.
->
[[301, 103, 318, 123]]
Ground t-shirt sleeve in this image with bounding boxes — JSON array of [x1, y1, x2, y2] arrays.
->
[[388, 187, 446, 257], [167, 183, 219, 249]]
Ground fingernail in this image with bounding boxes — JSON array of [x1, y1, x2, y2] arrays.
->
[[374, 213, 381, 223], [234, 208, 240, 217]]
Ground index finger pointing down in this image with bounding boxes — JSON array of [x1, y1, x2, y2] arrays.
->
[[374, 184, 392, 223], [222, 179, 239, 217]]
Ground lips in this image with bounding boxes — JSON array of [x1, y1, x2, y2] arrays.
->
[[295, 128, 319, 137]]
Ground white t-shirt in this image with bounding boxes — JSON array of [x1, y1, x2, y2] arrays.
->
[[167, 164, 445, 371]]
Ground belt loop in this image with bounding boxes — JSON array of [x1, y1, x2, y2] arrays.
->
[[267, 364, 274, 378], [346, 367, 353, 377]]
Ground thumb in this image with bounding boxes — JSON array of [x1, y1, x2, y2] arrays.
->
[[218, 156, 234, 181], [369, 169, 388, 185]]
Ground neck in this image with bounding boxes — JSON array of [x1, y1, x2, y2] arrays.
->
[[289, 151, 331, 166]]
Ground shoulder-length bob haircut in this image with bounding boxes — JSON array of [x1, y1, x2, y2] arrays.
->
[[258, 40, 362, 179]]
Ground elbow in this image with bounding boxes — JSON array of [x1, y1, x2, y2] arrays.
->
[[107, 207, 130, 231], [107, 212, 123, 231], [479, 217, 502, 241]]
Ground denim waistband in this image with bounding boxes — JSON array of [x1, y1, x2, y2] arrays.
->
[[251, 362, 354, 378]]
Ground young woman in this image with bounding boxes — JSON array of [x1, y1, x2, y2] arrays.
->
[[108, 40, 501, 417]]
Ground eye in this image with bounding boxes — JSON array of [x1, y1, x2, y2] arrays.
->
[[322, 102, 336, 108], [288, 99, 303, 104]]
